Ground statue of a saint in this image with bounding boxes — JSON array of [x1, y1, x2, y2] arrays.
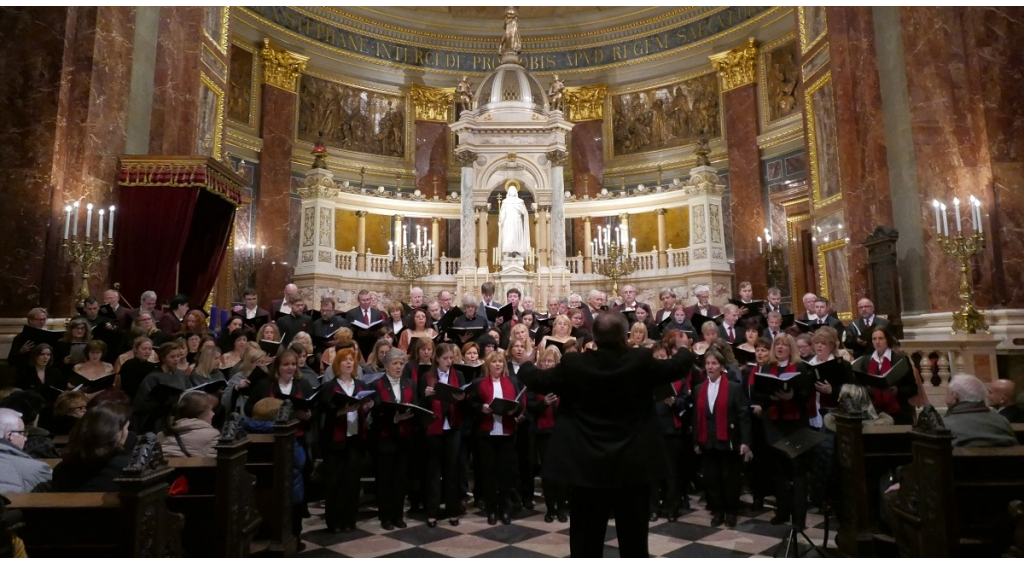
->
[[548, 74, 564, 111], [498, 7, 522, 58], [499, 185, 530, 258], [456, 75, 474, 110]]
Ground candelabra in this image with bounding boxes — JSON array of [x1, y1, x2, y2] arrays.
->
[[933, 195, 988, 334], [389, 244, 433, 290], [62, 201, 115, 307], [594, 243, 636, 298], [757, 228, 785, 290]]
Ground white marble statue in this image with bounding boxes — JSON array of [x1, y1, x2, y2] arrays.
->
[[499, 186, 530, 257]]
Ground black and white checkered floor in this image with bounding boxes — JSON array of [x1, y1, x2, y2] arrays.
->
[[297, 495, 838, 558]]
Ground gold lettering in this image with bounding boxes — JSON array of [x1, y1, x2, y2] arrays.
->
[[345, 34, 358, 52], [546, 55, 555, 68], [565, 53, 577, 67], [324, 26, 335, 46], [377, 42, 391, 59], [633, 41, 647, 56], [653, 34, 667, 50], [593, 48, 605, 63], [415, 48, 425, 65], [484, 57, 494, 70], [473, 55, 482, 70], [446, 54, 458, 68], [613, 45, 626, 61]]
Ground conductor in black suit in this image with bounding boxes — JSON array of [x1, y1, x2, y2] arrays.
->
[[518, 314, 696, 557]]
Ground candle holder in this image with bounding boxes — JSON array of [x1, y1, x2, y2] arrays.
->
[[594, 243, 636, 298], [937, 231, 988, 334], [63, 239, 113, 308], [390, 244, 433, 290]]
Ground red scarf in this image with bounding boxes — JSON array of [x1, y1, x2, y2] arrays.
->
[[696, 376, 730, 444], [535, 393, 558, 430], [477, 375, 518, 434], [425, 368, 463, 435], [869, 355, 900, 415], [762, 363, 805, 421]]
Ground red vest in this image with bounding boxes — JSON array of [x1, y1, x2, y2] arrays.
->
[[696, 377, 730, 444], [869, 355, 900, 415], [331, 380, 368, 442], [477, 376, 518, 435], [762, 363, 806, 421], [535, 393, 558, 431], [375, 377, 415, 439], [424, 369, 464, 435]]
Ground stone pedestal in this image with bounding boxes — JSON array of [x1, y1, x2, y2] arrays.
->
[[294, 168, 338, 278], [685, 165, 731, 274]]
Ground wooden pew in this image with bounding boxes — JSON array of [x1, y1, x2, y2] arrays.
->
[[6, 438, 180, 557], [886, 411, 1024, 557], [162, 433, 261, 557], [244, 417, 299, 557], [834, 408, 1024, 557]]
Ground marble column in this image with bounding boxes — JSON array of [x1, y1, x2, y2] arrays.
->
[[256, 39, 307, 302], [711, 38, 765, 297], [619, 213, 631, 250], [582, 216, 593, 274], [458, 156, 477, 270], [537, 208, 549, 269], [431, 217, 440, 275], [477, 207, 489, 272], [549, 155, 568, 268], [657, 209, 668, 269], [393, 215, 403, 252], [148, 7, 203, 156], [356, 211, 367, 272]]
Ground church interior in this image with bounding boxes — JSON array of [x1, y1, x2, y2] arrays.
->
[[0, 5, 1023, 558]]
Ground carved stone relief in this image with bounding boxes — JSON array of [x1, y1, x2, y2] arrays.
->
[[709, 204, 722, 244], [302, 208, 315, 247], [298, 74, 406, 157], [765, 40, 799, 121], [318, 208, 332, 247], [301, 250, 313, 262], [196, 81, 219, 157], [612, 72, 720, 156], [318, 250, 332, 263], [692, 204, 707, 244]]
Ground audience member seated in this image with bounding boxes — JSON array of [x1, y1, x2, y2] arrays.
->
[[0, 408, 52, 494], [52, 402, 133, 492], [249, 397, 307, 549], [823, 384, 894, 432], [0, 391, 58, 459], [987, 379, 1024, 424], [944, 374, 1019, 448], [156, 391, 221, 458], [50, 391, 89, 436]]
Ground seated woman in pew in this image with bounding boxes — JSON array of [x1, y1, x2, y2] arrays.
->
[[0, 406, 52, 494], [131, 341, 193, 434], [157, 390, 220, 458], [221, 345, 269, 414], [15, 344, 65, 429], [823, 384, 894, 432], [51, 402, 132, 492], [0, 391, 58, 460], [190, 346, 225, 385], [72, 341, 114, 384], [249, 397, 308, 549], [50, 391, 88, 436]]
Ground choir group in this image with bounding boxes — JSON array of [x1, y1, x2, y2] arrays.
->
[[2, 279, 932, 544]]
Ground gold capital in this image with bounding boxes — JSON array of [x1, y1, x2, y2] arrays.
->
[[656, 208, 667, 216], [562, 84, 607, 122], [709, 37, 758, 92], [431, 217, 440, 225], [411, 84, 454, 123], [261, 39, 309, 93]]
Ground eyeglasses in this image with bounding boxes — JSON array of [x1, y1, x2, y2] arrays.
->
[[8, 430, 25, 437]]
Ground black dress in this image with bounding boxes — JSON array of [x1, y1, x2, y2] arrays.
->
[[118, 358, 160, 400]]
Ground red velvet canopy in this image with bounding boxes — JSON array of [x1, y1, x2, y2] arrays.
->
[[109, 157, 244, 309]]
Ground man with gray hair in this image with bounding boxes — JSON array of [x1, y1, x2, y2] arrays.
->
[[684, 285, 721, 321], [0, 407, 52, 493], [453, 293, 489, 341], [944, 374, 1018, 448], [135, 290, 158, 322]]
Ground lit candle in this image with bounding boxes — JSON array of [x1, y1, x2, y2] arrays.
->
[[932, 200, 941, 234], [403, 225, 408, 247], [108, 206, 115, 239], [98, 209, 104, 243], [953, 197, 962, 233], [85, 203, 93, 239], [757, 236, 762, 254], [940, 203, 949, 237], [388, 240, 393, 259], [261, 245, 266, 259], [974, 197, 983, 234], [72, 201, 80, 238], [63, 206, 71, 239], [631, 238, 637, 255]]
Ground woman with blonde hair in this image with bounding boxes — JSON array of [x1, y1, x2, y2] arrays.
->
[[822, 384, 893, 432], [191, 346, 225, 382], [529, 346, 567, 522], [157, 390, 220, 457], [693, 321, 719, 355], [470, 349, 524, 525], [628, 322, 648, 348], [538, 314, 573, 352], [508, 324, 534, 361], [221, 344, 269, 413]]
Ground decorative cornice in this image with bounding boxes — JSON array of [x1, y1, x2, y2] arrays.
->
[[411, 84, 454, 123], [709, 37, 758, 92], [260, 38, 309, 92], [118, 156, 246, 205], [562, 84, 607, 122], [225, 127, 264, 153]]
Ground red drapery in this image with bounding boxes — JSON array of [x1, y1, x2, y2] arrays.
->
[[110, 157, 243, 308]]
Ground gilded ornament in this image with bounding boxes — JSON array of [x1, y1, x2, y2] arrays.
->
[[261, 38, 309, 93], [709, 37, 758, 92], [545, 150, 569, 167], [454, 151, 477, 167], [411, 84, 454, 123], [562, 84, 606, 122]]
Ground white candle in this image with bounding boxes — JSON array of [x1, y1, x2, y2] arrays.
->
[[974, 198, 983, 234], [108, 206, 115, 239], [757, 236, 763, 254], [932, 200, 941, 234], [953, 197, 962, 233], [403, 225, 408, 247], [64, 206, 71, 239], [941, 203, 949, 237], [631, 238, 636, 255], [85, 203, 93, 239], [98, 209, 104, 243], [388, 240, 393, 259], [261, 245, 266, 259], [72, 201, 80, 238]]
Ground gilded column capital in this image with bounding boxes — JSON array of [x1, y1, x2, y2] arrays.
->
[[355, 210, 367, 218], [454, 151, 478, 167], [261, 38, 309, 93], [619, 212, 630, 220], [431, 217, 440, 224], [411, 84, 455, 123], [562, 84, 607, 122], [656, 208, 668, 216], [545, 150, 569, 167], [394, 213, 404, 220], [709, 37, 758, 92]]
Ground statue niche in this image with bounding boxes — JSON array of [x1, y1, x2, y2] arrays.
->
[[298, 74, 406, 158], [765, 40, 800, 122], [611, 72, 721, 157]]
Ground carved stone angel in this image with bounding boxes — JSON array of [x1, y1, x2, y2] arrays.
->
[[548, 74, 565, 111], [457, 75, 474, 111]]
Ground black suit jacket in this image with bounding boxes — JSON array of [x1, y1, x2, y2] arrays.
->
[[762, 304, 792, 316], [851, 351, 917, 424], [843, 316, 890, 356], [998, 404, 1024, 424], [344, 307, 386, 326], [690, 379, 751, 451], [518, 346, 696, 489], [717, 323, 740, 344]]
